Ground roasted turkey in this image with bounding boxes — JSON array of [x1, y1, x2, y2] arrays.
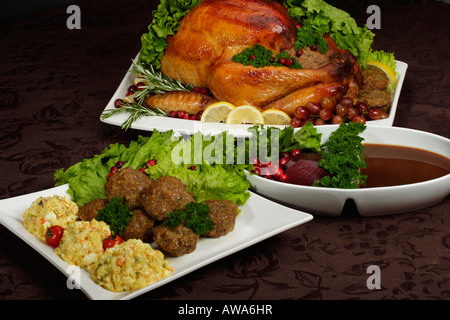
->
[[144, 0, 362, 117]]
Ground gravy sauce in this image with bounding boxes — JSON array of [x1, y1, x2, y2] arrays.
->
[[361, 144, 450, 188]]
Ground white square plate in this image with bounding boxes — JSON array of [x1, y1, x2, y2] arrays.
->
[[0, 184, 312, 300], [100, 57, 407, 137]]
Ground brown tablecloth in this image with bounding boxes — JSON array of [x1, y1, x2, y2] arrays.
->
[[1, 0, 449, 301]]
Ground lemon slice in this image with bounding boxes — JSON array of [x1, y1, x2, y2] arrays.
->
[[123, 92, 138, 103], [201, 101, 236, 123], [262, 109, 291, 125], [366, 60, 397, 84], [225, 105, 264, 125]]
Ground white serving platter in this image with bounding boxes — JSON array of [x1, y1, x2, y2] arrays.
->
[[100, 56, 407, 137], [0, 184, 312, 300]]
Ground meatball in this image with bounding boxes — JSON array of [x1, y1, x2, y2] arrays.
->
[[78, 198, 108, 221], [203, 199, 239, 238], [153, 224, 199, 257], [122, 209, 155, 243], [141, 175, 194, 221], [105, 167, 153, 209]]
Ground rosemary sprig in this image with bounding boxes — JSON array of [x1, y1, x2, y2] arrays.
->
[[102, 60, 194, 131], [131, 59, 193, 95], [101, 101, 168, 131]]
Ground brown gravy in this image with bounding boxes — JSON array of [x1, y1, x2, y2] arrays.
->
[[361, 144, 450, 188]]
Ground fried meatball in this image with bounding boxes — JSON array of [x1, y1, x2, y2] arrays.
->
[[122, 209, 155, 243], [105, 167, 153, 209], [141, 175, 194, 221], [203, 199, 239, 238], [153, 224, 199, 257], [78, 198, 108, 221]]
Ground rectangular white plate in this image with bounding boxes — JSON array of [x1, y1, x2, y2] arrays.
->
[[0, 184, 313, 300], [100, 56, 407, 137]]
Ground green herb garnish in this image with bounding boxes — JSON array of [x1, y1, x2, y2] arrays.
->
[[295, 24, 328, 54], [314, 122, 367, 189], [164, 201, 214, 235], [96, 197, 134, 235], [232, 44, 302, 69], [101, 101, 168, 131]]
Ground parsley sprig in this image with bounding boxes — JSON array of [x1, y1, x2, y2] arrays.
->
[[314, 122, 367, 189], [232, 44, 302, 69], [295, 24, 329, 54], [96, 197, 134, 236], [164, 202, 214, 235]]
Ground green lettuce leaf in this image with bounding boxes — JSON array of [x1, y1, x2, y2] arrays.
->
[[284, 0, 395, 70], [138, 0, 201, 69], [54, 130, 251, 207]]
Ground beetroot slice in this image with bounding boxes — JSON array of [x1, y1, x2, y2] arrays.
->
[[284, 159, 330, 186]]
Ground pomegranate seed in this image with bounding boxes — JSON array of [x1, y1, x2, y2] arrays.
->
[[310, 44, 318, 51], [107, 173, 114, 180], [168, 110, 178, 118], [146, 159, 157, 167], [200, 87, 209, 95], [286, 59, 294, 67], [193, 87, 201, 93], [279, 174, 288, 182], [250, 54, 256, 60], [116, 160, 124, 168], [110, 166, 118, 174], [296, 49, 303, 57], [272, 168, 283, 180], [188, 165, 196, 171], [279, 157, 288, 166], [261, 161, 272, 168], [291, 149, 301, 156], [178, 111, 187, 118], [139, 168, 146, 173], [280, 152, 290, 159], [251, 166, 261, 175], [249, 157, 260, 166], [190, 115, 196, 120], [296, 23, 302, 28], [278, 58, 286, 65]]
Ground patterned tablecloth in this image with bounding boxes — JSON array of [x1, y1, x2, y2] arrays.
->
[[0, 0, 449, 301]]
